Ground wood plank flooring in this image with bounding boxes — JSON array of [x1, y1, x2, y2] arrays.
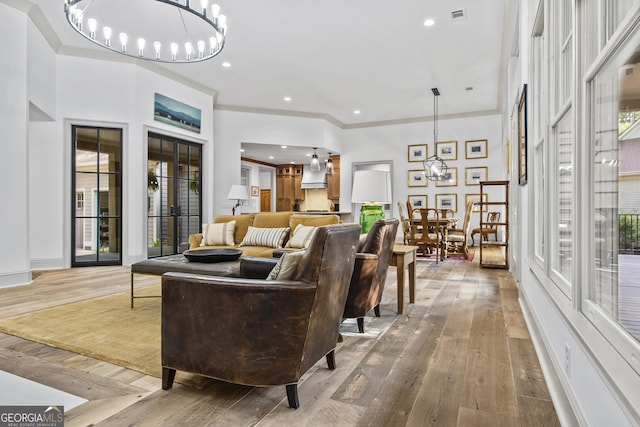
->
[[0, 258, 559, 426]]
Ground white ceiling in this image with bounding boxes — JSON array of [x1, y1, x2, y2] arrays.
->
[[15, 0, 509, 162]]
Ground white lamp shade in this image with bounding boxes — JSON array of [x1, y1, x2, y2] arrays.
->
[[351, 170, 391, 203], [227, 184, 249, 200]]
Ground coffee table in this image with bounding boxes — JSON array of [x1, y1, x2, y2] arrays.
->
[[130, 254, 241, 308]]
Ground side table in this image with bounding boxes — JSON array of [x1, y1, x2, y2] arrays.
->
[[389, 244, 418, 314]]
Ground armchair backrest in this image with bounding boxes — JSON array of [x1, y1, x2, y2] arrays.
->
[[462, 201, 474, 235], [293, 223, 362, 373]]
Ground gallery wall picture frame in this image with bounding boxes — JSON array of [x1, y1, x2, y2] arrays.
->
[[436, 193, 458, 212], [436, 141, 458, 160], [408, 170, 428, 187], [436, 166, 458, 187], [251, 186, 259, 197], [465, 166, 488, 185], [518, 83, 528, 186], [465, 139, 488, 159], [408, 194, 427, 210], [408, 144, 428, 162], [466, 193, 488, 212]]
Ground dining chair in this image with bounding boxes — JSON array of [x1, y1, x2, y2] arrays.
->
[[446, 201, 474, 259], [410, 208, 446, 263], [471, 211, 501, 246], [397, 201, 412, 245]]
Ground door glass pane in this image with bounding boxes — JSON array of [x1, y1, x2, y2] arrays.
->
[[147, 133, 202, 258], [72, 126, 122, 266]]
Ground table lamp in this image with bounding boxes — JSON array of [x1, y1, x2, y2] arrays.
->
[[227, 185, 249, 215], [351, 170, 391, 233]]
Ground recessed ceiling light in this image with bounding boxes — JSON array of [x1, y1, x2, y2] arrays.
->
[[424, 18, 435, 27], [268, 156, 274, 159], [240, 148, 245, 152], [222, 61, 231, 68], [290, 161, 295, 164], [354, 110, 361, 115], [281, 145, 287, 149], [284, 96, 292, 102], [306, 153, 311, 157]]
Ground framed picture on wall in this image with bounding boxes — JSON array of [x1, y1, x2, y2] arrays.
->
[[408, 170, 428, 187], [465, 166, 488, 185], [408, 144, 427, 162], [251, 186, 259, 197], [465, 139, 488, 159], [408, 194, 427, 210], [465, 193, 488, 212], [436, 141, 458, 160], [518, 84, 528, 186], [436, 167, 457, 187], [436, 194, 458, 212]]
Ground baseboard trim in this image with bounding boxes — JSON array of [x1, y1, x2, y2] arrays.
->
[[30, 258, 66, 270], [0, 270, 32, 288], [519, 286, 583, 427]]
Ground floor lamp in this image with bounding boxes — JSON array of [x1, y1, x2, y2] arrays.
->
[[351, 170, 391, 233]]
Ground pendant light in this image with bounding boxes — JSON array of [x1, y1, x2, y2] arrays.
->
[[310, 148, 321, 172]]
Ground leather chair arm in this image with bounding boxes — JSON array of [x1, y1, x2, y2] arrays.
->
[[239, 256, 279, 279], [343, 253, 379, 318], [161, 272, 317, 386]]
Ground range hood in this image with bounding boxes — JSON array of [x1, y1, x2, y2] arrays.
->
[[300, 164, 327, 189]]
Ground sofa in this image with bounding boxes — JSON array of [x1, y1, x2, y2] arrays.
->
[[188, 211, 341, 257]]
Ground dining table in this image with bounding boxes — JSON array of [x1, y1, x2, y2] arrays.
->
[[410, 216, 457, 261]]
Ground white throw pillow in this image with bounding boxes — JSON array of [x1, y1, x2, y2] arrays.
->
[[266, 250, 305, 280], [239, 226, 290, 248], [285, 224, 317, 249], [201, 221, 236, 246]]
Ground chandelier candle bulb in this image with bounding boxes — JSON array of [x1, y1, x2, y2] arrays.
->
[[119, 32, 127, 52], [185, 42, 194, 60], [137, 38, 145, 56], [103, 26, 111, 46], [197, 40, 205, 58], [170, 42, 178, 61], [153, 41, 161, 59], [87, 18, 97, 39]]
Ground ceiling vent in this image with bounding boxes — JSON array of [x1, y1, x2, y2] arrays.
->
[[451, 8, 466, 20]]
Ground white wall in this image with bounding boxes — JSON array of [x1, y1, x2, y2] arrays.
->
[[342, 114, 503, 234], [0, 4, 30, 287], [213, 110, 344, 215]]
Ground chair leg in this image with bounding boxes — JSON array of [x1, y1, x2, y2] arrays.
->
[[374, 304, 380, 317], [357, 317, 365, 333], [162, 367, 176, 390], [326, 349, 336, 369], [286, 384, 300, 409]]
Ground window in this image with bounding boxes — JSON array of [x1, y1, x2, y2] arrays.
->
[[76, 192, 84, 210], [532, 6, 546, 263]]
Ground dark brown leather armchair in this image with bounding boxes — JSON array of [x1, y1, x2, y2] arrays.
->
[[161, 223, 361, 409], [343, 218, 399, 333]]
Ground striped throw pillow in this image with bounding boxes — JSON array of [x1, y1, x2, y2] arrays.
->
[[285, 224, 317, 249], [201, 221, 236, 246], [266, 250, 305, 280], [239, 226, 290, 248]]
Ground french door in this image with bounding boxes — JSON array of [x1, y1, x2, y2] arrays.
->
[[72, 125, 122, 266], [147, 132, 202, 257]]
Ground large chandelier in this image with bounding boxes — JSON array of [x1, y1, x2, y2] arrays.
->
[[64, 0, 228, 63], [423, 87, 449, 181]]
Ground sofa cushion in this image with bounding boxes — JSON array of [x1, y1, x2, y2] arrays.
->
[[266, 250, 305, 280], [289, 214, 340, 231], [214, 214, 255, 244], [239, 226, 290, 249], [253, 211, 292, 228], [201, 221, 235, 246], [285, 224, 317, 249]]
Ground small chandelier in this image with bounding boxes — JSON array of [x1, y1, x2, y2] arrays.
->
[[326, 153, 334, 174], [423, 87, 448, 181], [64, 0, 228, 63], [310, 148, 321, 172]]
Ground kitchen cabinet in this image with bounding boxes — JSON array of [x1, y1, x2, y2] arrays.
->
[[276, 164, 303, 211], [326, 155, 341, 200]]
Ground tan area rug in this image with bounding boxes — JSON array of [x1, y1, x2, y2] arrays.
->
[[0, 285, 208, 387]]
